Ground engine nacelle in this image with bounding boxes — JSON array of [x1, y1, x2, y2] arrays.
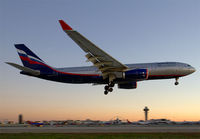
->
[[118, 82, 137, 89], [125, 69, 148, 80]]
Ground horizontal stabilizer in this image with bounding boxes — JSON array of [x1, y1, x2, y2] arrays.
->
[[6, 62, 40, 76]]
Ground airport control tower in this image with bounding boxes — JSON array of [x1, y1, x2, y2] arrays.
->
[[18, 114, 23, 124], [143, 106, 149, 121]]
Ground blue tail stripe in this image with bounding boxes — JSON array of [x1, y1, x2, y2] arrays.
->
[[18, 53, 27, 57], [15, 44, 43, 61]]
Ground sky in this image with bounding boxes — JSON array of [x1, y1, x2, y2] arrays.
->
[[0, 0, 200, 122]]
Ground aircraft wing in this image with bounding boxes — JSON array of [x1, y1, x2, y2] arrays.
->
[[59, 20, 128, 79]]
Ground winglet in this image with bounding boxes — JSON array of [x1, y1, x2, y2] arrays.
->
[[59, 20, 73, 31]]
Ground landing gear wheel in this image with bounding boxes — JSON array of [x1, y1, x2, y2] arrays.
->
[[104, 85, 109, 90], [175, 82, 179, 85], [104, 91, 108, 95], [108, 88, 113, 92], [175, 77, 179, 86], [104, 82, 115, 95]]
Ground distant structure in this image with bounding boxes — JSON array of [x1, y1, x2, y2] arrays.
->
[[18, 114, 23, 124], [143, 106, 149, 121]]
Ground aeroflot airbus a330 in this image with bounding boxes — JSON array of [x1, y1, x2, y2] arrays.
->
[[7, 20, 195, 95]]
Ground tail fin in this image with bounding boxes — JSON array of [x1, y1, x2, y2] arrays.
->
[[15, 44, 44, 67], [14, 44, 53, 74]]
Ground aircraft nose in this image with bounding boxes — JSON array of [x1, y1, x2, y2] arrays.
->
[[183, 65, 196, 75], [190, 66, 196, 73]]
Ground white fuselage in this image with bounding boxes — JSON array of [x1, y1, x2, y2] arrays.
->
[[56, 62, 195, 80]]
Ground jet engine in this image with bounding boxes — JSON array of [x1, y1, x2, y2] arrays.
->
[[125, 69, 148, 80], [118, 82, 137, 89]]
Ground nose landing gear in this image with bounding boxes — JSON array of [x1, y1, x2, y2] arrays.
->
[[175, 77, 179, 85], [104, 82, 115, 95]]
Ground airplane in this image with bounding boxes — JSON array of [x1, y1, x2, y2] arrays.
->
[[6, 20, 196, 95], [26, 121, 44, 127]]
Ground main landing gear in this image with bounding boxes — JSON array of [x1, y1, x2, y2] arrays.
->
[[104, 82, 115, 95], [175, 77, 179, 85]]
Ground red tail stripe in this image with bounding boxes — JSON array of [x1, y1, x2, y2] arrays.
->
[[20, 56, 100, 77]]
